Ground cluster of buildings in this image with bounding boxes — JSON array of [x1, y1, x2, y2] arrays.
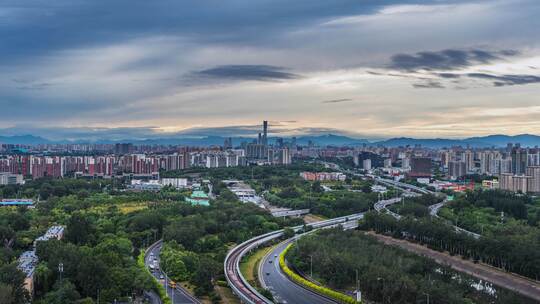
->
[[351, 143, 540, 193], [0, 121, 292, 181], [18, 226, 65, 295], [440, 144, 540, 193]]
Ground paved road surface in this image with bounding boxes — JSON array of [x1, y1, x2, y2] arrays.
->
[[370, 233, 540, 302], [145, 241, 201, 304], [260, 239, 336, 304]]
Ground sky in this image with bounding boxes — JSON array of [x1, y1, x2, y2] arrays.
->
[[1, 0, 540, 141]]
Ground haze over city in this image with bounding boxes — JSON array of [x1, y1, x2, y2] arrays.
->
[[1, 0, 540, 140]]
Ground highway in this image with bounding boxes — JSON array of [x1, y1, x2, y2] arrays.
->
[[224, 172, 478, 304], [224, 213, 364, 304], [428, 201, 446, 217], [373, 197, 402, 219], [145, 240, 201, 304], [259, 219, 362, 304], [427, 198, 481, 239], [260, 239, 336, 304]]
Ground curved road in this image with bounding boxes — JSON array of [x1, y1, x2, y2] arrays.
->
[[145, 240, 201, 304], [260, 239, 335, 304], [258, 220, 362, 304]]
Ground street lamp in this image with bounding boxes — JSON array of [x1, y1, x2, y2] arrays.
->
[[423, 292, 430, 304], [309, 255, 313, 278], [58, 263, 64, 281], [355, 269, 361, 302]]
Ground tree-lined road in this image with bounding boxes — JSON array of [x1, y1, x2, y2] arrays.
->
[[145, 240, 201, 304]]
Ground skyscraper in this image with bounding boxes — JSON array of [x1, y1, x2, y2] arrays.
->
[[263, 120, 268, 146]]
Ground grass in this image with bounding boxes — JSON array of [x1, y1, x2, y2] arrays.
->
[[304, 213, 327, 224], [118, 202, 148, 214], [239, 244, 276, 287], [215, 285, 241, 304], [88, 201, 148, 214]]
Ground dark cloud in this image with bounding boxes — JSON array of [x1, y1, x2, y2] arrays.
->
[[191, 65, 301, 82], [389, 49, 518, 71], [322, 98, 352, 104], [427, 72, 540, 88], [0, 0, 428, 65], [466, 73, 540, 87], [437, 73, 462, 79], [412, 80, 445, 89]]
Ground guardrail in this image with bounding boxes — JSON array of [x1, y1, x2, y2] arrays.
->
[[224, 213, 366, 304]]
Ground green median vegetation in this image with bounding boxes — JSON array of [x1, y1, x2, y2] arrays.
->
[[239, 244, 275, 287], [137, 250, 172, 304], [279, 243, 359, 304]]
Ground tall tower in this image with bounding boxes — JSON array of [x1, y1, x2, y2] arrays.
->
[[263, 120, 268, 146]]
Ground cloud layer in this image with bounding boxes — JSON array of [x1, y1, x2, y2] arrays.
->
[[0, 0, 540, 139]]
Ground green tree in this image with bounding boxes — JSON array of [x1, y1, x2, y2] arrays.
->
[[43, 280, 81, 304], [0, 264, 29, 304], [65, 212, 96, 245]]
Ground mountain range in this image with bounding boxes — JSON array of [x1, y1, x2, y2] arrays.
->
[[1, 133, 540, 148]]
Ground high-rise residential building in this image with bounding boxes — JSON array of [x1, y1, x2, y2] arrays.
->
[[499, 173, 531, 193], [526, 166, 540, 193], [448, 161, 466, 179], [362, 159, 372, 171], [402, 157, 410, 170], [500, 158, 512, 174], [511, 146, 527, 175], [463, 150, 474, 173]]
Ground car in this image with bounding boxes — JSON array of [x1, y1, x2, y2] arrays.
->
[[266, 272, 270, 275], [269, 260, 273, 264], [274, 254, 278, 258], [160, 274, 164, 280]]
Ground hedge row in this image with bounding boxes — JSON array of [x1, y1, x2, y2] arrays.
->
[[279, 244, 360, 304], [137, 250, 172, 304]]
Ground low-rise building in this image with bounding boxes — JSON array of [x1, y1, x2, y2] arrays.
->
[[0, 172, 24, 185], [299, 172, 346, 181], [482, 180, 500, 190], [160, 178, 188, 189], [1, 199, 33, 207], [185, 190, 210, 206]]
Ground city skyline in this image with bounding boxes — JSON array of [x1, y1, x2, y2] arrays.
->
[[1, 0, 539, 138]]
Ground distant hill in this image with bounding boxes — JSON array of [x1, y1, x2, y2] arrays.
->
[[375, 134, 540, 148], [2, 132, 540, 148], [293, 134, 368, 146], [0, 135, 50, 145]]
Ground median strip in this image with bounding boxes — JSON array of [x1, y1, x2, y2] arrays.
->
[[138, 248, 172, 304], [279, 243, 360, 304]]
